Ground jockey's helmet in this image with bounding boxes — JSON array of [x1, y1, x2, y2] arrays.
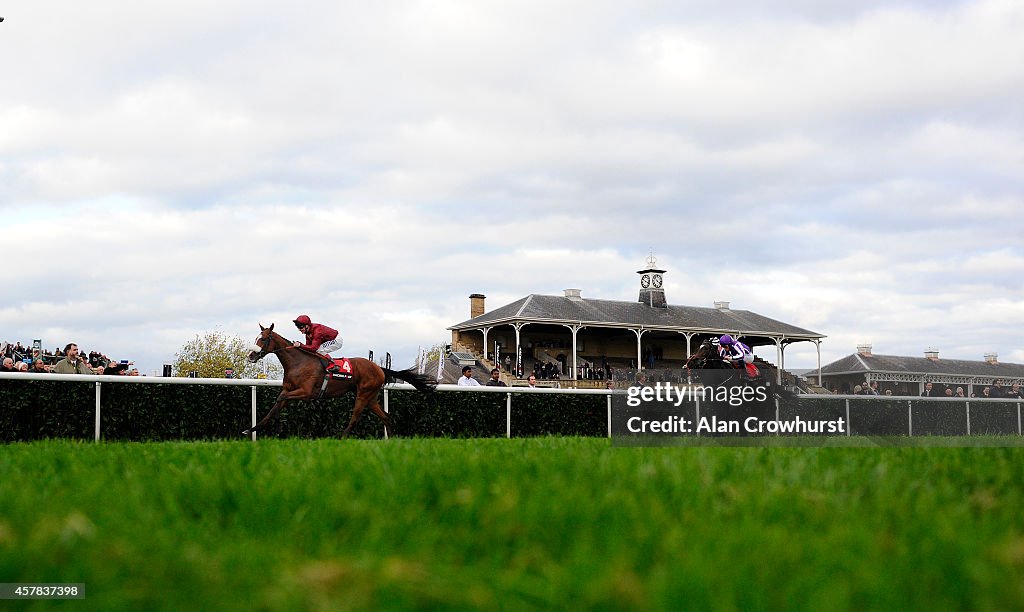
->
[[719, 334, 734, 345], [293, 314, 312, 327]]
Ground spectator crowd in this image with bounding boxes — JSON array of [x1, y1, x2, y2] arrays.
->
[[827, 380, 1023, 399], [1, 340, 137, 376]]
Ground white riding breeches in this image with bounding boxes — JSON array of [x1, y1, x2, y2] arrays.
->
[[317, 338, 343, 356]]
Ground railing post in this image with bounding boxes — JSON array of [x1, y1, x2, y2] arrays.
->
[[251, 386, 257, 441], [383, 389, 389, 440], [506, 392, 512, 439], [907, 400, 913, 436], [966, 401, 971, 436], [602, 392, 610, 442], [95, 381, 102, 442], [1018, 402, 1022, 436], [845, 399, 850, 436]]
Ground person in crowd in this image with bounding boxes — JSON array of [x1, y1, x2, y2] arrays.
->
[[981, 387, 991, 399], [102, 359, 131, 375], [921, 382, 939, 397], [457, 365, 480, 387], [884, 390, 893, 396], [15, 361, 29, 372], [292, 314, 343, 373], [526, 375, 539, 388], [53, 343, 100, 375], [868, 381, 881, 396], [853, 385, 863, 395], [31, 359, 49, 373], [1009, 383, 1023, 399], [990, 380, 1006, 398], [944, 388, 954, 397], [486, 368, 506, 387], [0, 357, 15, 373], [955, 387, 966, 398]]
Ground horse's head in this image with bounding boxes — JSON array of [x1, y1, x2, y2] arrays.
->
[[248, 323, 288, 362], [685, 339, 721, 370]]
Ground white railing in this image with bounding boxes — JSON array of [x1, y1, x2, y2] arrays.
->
[[0, 372, 616, 441], [2, 373, 1021, 441]]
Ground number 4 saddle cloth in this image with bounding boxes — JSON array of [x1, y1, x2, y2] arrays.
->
[[327, 358, 354, 379]]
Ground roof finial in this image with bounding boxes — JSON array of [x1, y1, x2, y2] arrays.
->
[[646, 250, 657, 268]]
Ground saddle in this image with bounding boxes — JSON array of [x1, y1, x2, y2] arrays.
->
[[317, 357, 354, 399], [327, 357, 354, 379]]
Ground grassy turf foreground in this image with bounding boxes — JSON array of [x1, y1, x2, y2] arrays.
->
[[1, 438, 1022, 610]]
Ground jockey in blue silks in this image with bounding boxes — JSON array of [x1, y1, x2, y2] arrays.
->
[[717, 335, 759, 378]]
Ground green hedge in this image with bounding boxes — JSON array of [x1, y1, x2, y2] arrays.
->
[[0, 380, 608, 441]]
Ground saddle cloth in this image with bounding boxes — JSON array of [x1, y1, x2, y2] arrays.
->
[[329, 357, 354, 379]]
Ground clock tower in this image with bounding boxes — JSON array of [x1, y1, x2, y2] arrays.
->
[[637, 255, 667, 308]]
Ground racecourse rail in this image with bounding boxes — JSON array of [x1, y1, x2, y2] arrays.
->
[[1, 372, 1022, 440]]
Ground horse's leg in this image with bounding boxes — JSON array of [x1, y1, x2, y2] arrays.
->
[[367, 400, 391, 437], [242, 389, 304, 435], [341, 396, 368, 438]]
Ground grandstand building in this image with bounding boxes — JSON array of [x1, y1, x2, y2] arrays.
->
[[814, 345, 1024, 396], [448, 257, 825, 386]]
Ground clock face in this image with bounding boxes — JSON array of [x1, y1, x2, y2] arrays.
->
[[640, 274, 651, 288], [652, 274, 663, 288]]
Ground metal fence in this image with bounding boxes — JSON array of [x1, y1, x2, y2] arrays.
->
[[0, 372, 615, 441], [2, 372, 1022, 440]]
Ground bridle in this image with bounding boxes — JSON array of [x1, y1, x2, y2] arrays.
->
[[684, 341, 717, 370], [253, 331, 289, 359]]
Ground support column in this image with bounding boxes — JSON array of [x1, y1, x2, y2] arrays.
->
[[632, 328, 648, 370], [815, 340, 822, 387], [775, 338, 783, 385], [513, 322, 526, 378], [678, 332, 694, 359], [481, 326, 493, 361], [562, 324, 583, 382]]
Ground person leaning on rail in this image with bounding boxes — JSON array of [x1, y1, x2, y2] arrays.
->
[[52, 343, 100, 375], [486, 368, 506, 387]]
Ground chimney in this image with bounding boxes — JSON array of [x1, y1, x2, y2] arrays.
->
[[984, 352, 998, 365], [564, 289, 582, 301], [856, 344, 872, 357], [469, 294, 486, 319], [714, 301, 730, 311], [924, 348, 939, 361]]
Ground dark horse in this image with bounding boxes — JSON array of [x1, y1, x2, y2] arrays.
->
[[684, 339, 797, 402], [244, 323, 436, 437]]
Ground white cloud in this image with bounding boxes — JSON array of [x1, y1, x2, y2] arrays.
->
[[1, 0, 1021, 374]]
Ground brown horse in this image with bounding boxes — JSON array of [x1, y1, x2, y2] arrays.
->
[[243, 323, 436, 437], [685, 338, 797, 402]]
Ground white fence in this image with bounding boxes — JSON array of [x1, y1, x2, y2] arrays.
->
[[0, 372, 615, 441], [2, 372, 1022, 441]]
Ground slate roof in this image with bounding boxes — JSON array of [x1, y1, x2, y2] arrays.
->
[[450, 294, 823, 339], [820, 353, 1024, 378]]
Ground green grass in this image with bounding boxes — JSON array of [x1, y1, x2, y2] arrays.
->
[[1, 438, 1023, 610]]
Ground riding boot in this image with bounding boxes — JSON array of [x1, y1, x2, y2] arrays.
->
[[326, 361, 340, 375]]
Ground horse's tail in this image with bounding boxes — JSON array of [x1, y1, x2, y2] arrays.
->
[[383, 367, 438, 393]]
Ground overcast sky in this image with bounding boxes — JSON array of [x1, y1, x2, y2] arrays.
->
[[1, 0, 1022, 375]]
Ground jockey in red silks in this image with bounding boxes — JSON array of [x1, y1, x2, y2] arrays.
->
[[292, 314, 344, 373], [717, 334, 759, 379]]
